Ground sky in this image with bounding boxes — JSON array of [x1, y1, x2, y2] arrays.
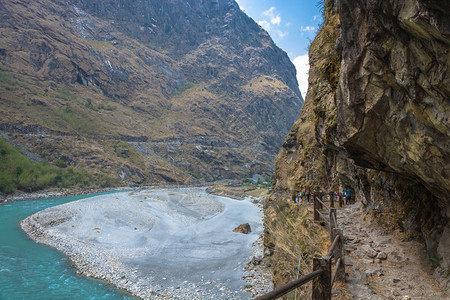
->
[[235, 0, 323, 98]]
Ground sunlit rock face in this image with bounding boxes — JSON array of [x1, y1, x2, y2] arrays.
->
[[337, 0, 450, 270], [338, 0, 450, 201]]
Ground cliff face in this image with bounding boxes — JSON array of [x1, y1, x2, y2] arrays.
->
[[338, 0, 449, 201], [269, 0, 449, 288], [0, 0, 302, 186]]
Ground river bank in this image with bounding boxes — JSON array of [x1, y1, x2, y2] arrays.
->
[[0, 180, 247, 204], [20, 187, 272, 299]]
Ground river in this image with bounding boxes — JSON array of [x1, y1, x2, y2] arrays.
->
[[2, 188, 263, 299], [0, 193, 133, 300]]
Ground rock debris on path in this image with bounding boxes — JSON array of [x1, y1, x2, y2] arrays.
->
[[333, 203, 448, 300]]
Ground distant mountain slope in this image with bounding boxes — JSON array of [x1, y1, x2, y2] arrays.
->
[[0, 0, 302, 186]]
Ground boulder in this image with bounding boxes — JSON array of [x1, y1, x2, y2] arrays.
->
[[233, 223, 252, 234]]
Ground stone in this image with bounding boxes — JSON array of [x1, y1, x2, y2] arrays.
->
[[377, 252, 387, 260], [437, 225, 450, 270], [362, 245, 378, 258], [251, 256, 262, 265], [233, 223, 252, 234]]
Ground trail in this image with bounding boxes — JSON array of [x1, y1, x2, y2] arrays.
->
[[333, 203, 448, 300]]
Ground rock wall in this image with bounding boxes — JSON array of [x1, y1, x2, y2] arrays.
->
[[268, 0, 450, 287], [337, 0, 450, 273]]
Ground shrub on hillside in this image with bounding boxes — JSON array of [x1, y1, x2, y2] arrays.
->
[[0, 137, 118, 194]]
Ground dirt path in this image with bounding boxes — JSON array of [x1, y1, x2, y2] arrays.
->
[[333, 203, 448, 300]]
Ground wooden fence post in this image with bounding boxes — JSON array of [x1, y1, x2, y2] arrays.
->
[[312, 255, 332, 300], [329, 208, 336, 239], [314, 193, 320, 221], [332, 228, 345, 282], [318, 192, 324, 210]]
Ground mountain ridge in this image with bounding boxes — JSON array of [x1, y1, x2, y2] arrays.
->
[[0, 0, 303, 189]]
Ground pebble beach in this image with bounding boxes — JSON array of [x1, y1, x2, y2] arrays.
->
[[20, 187, 272, 299]]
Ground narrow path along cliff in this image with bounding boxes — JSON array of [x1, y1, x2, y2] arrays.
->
[[333, 203, 448, 300]]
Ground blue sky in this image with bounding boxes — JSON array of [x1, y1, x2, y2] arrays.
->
[[235, 0, 323, 98]]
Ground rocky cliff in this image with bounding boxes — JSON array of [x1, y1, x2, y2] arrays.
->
[[268, 0, 449, 289], [0, 0, 302, 187]]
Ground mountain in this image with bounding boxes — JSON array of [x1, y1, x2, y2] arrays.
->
[[267, 0, 449, 288], [0, 0, 303, 188]]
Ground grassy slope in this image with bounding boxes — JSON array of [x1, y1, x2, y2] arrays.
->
[[0, 137, 119, 194]]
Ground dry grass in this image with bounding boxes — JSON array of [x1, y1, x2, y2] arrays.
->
[[265, 201, 330, 298]]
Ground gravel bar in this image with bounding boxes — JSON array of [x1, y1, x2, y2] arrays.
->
[[20, 187, 272, 299]]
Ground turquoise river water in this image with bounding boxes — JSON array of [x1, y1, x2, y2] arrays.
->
[[0, 193, 134, 300]]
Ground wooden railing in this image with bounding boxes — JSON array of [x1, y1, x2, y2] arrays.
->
[[256, 192, 345, 300]]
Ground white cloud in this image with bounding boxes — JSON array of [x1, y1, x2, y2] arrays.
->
[[263, 7, 281, 25], [271, 15, 281, 25], [293, 54, 310, 99], [263, 7, 276, 17], [257, 20, 271, 31], [276, 30, 288, 38], [301, 26, 316, 32]]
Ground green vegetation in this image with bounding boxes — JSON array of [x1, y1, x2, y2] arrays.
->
[[175, 82, 194, 96], [242, 178, 253, 184], [188, 171, 200, 179], [111, 140, 145, 169], [97, 102, 117, 111], [0, 137, 118, 194], [54, 87, 77, 101], [84, 98, 117, 111], [0, 68, 20, 91], [145, 43, 161, 53], [0, 67, 35, 93], [53, 106, 93, 133]]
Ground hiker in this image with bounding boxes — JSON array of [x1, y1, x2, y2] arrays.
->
[[298, 191, 303, 203], [305, 188, 311, 203], [344, 188, 350, 205], [343, 189, 347, 205], [347, 188, 352, 204]]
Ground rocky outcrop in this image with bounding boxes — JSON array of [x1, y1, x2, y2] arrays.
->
[[0, 0, 302, 185], [337, 0, 450, 273], [268, 0, 449, 289], [338, 0, 449, 201], [233, 223, 251, 234]]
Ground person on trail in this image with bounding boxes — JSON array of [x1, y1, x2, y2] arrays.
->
[[298, 191, 303, 203], [344, 188, 351, 205], [305, 188, 311, 203], [343, 189, 347, 205], [347, 188, 352, 204]]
